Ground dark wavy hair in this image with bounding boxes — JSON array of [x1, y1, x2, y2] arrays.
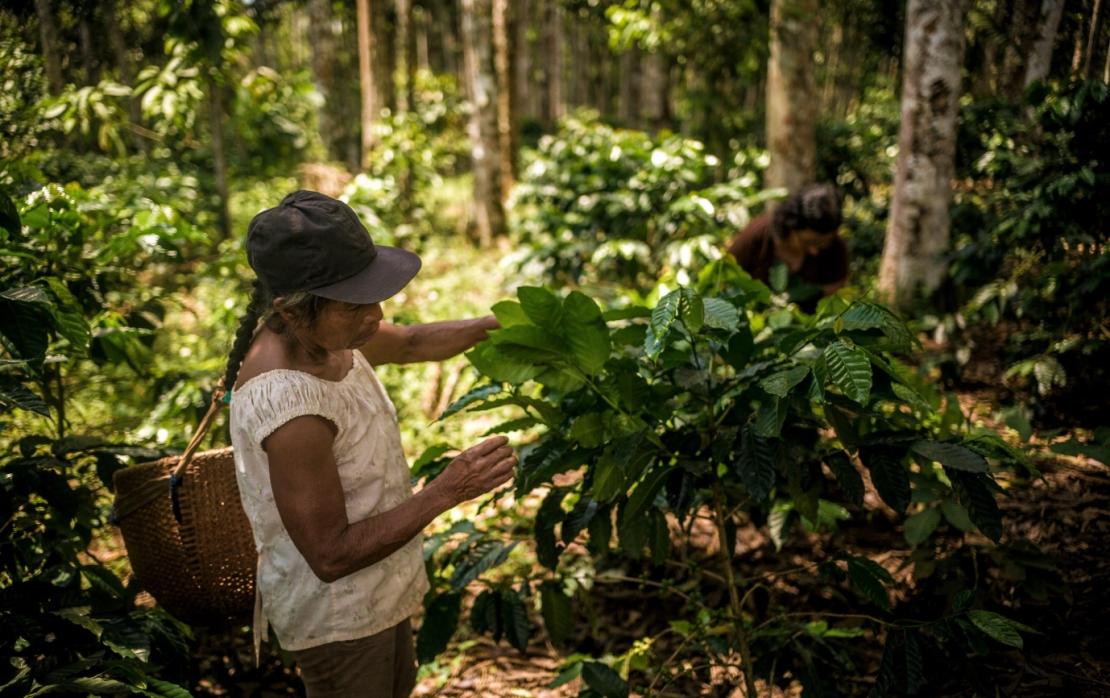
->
[[771, 184, 843, 239], [220, 282, 335, 392]]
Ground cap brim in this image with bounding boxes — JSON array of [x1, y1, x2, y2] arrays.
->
[[306, 245, 422, 304]]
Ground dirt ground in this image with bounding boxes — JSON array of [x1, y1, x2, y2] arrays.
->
[[181, 441, 1108, 697]]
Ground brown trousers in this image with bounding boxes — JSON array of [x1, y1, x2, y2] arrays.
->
[[292, 619, 416, 698]]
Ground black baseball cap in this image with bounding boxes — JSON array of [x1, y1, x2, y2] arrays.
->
[[246, 190, 421, 304]]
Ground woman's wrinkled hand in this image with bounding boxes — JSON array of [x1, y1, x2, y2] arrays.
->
[[434, 435, 517, 507]]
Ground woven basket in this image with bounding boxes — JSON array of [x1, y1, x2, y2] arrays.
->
[[113, 394, 257, 626]]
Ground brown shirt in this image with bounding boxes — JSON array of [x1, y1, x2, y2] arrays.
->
[[725, 212, 849, 287]]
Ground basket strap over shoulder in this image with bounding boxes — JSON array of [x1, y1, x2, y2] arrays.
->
[[112, 386, 226, 524]]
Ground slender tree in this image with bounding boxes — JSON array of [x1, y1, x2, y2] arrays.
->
[[542, 0, 564, 127], [309, 0, 343, 163], [1084, 0, 1106, 79], [492, 0, 515, 197], [460, 0, 506, 244], [34, 0, 64, 95], [878, 0, 967, 309], [395, 0, 414, 114], [357, 0, 378, 165], [1025, 0, 1067, 87], [766, 0, 819, 192]]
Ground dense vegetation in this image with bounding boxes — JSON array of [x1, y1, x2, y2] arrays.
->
[[2, 0, 1107, 695]]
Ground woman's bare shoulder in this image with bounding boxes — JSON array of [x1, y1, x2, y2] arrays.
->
[[234, 332, 290, 390]]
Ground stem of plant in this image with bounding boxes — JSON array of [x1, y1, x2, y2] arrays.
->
[[713, 482, 758, 698]]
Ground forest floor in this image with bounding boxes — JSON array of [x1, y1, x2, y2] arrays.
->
[[184, 432, 1109, 697]]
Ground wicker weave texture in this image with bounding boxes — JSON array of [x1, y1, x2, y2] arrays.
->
[[114, 447, 256, 626]]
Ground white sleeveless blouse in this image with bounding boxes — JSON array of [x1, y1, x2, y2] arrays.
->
[[229, 350, 428, 653]]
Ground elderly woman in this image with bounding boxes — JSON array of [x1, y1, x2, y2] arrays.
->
[[726, 183, 848, 310], [224, 191, 515, 698]]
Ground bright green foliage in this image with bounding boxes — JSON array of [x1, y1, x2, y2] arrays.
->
[[342, 71, 469, 244], [437, 258, 1025, 690], [949, 80, 1110, 423], [0, 188, 192, 695], [508, 114, 774, 291]]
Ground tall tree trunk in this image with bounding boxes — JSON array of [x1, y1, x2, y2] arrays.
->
[[461, 0, 506, 245], [543, 0, 564, 127], [310, 0, 343, 163], [78, 12, 100, 86], [512, 0, 533, 124], [1024, 0, 1066, 87], [35, 0, 64, 95], [766, 0, 819, 192], [1084, 0, 1106, 79], [374, 2, 396, 115], [878, 0, 966, 310], [619, 47, 641, 127], [415, 5, 429, 72], [395, 0, 413, 114], [207, 75, 231, 240], [492, 0, 514, 196], [104, 0, 144, 152], [999, 0, 1048, 97], [357, 0, 378, 166], [641, 49, 668, 130]]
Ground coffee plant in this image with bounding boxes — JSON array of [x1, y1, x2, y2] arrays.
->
[[508, 114, 777, 293], [946, 80, 1110, 424], [417, 259, 1034, 695], [1, 186, 193, 695]]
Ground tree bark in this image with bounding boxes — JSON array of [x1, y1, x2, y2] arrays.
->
[[1024, 0, 1066, 87], [619, 47, 642, 128], [207, 75, 231, 240], [310, 0, 344, 163], [460, 0, 506, 245], [395, 0, 414, 114], [878, 0, 967, 310], [1084, 0, 1106, 79], [35, 0, 64, 95], [103, 0, 145, 151], [766, 0, 819, 192], [512, 0, 534, 123], [999, 0, 1047, 97], [641, 49, 668, 130], [357, 0, 378, 167], [492, 0, 515, 196], [543, 0, 564, 127]]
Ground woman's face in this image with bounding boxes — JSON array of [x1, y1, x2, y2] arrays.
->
[[290, 300, 384, 351], [793, 228, 837, 257]]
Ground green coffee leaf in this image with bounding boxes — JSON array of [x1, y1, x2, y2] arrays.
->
[[760, 365, 811, 398], [518, 286, 564, 331], [439, 382, 504, 420], [826, 452, 864, 508], [623, 464, 670, 523], [536, 489, 567, 569], [492, 300, 529, 327], [581, 662, 629, 698], [416, 592, 461, 663], [563, 291, 611, 374], [904, 507, 941, 546], [968, 610, 1025, 649], [702, 296, 740, 331], [911, 440, 988, 473], [950, 471, 1002, 542], [466, 343, 540, 384], [737, 425, 776, 501], [845, 555, 892, 611], [860, 446, 910, 513], [569, 412, 608, 448], [44, 278, 90, 355], [824, 340, 872, 404], [502, 589, 531, 652], [540, 581, 573, 646]]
